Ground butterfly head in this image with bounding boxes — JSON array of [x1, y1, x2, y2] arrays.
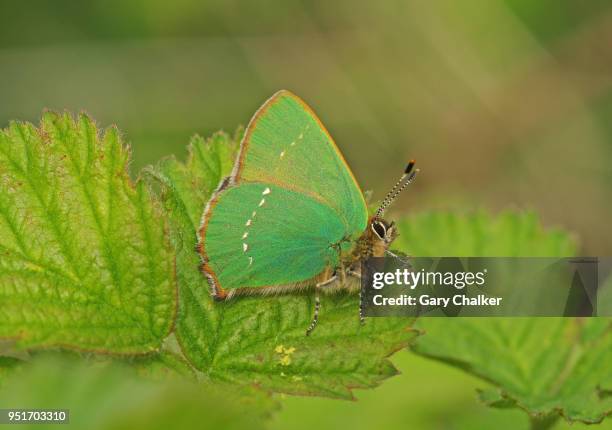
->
[[362, 218, 397, 258], [363, 161, 419, 257], [370, 218, 397, 246]]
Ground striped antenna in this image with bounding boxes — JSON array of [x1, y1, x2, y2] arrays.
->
[[374, 160, 419, 220]]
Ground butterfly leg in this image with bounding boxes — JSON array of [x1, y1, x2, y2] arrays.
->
[[385, 250, 413, 269], [306, 273, 338, 336], [347, 269, 361, 279], [343, 267, 366, 325], [339, 262, 347, 284], [355, 272, 367, 326]]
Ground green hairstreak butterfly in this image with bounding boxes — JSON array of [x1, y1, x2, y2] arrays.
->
[[197, 90, 418, 334]]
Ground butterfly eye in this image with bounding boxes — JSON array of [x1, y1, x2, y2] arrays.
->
[[371, 221, 387, 239]]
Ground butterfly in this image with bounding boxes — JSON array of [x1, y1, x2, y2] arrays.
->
[[197, 90, 418, 334]]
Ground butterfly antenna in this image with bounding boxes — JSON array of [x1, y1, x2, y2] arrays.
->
[[374, 160, 419, 220]]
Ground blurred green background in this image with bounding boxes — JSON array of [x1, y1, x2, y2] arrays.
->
[[1, 1, 611, 429]]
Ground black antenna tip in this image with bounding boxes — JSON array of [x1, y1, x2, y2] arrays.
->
[[404, 160, 416, 175]]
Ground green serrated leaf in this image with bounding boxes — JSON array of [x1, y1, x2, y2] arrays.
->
[[416, 318, 612, 423], [0, 113, 176, 353], [394, 211, 611, 423], [144, 131, 417, 399]]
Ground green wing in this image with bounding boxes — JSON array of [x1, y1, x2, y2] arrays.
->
[[203, 183, 346, 290], [199, 91, 368, 296], [235, 90, 367, 233]]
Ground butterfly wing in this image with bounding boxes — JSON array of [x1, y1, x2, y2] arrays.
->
[[201, 182, 347, 295], [199, 91, 368, 297], [233, 90, 367, 232]]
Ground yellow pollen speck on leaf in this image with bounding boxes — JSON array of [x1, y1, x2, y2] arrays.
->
[[275, 345, 296, 366]]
